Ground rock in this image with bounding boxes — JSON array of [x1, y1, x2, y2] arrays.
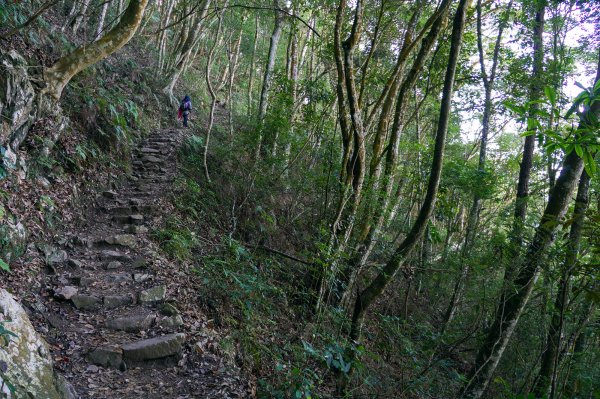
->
[[67, 259, 83, 270], [159, 315, 183, 328], [86, 346, 123, 369], [133, 273, 152, 282], [102, 191, 117, 199], [122, 333, 185, 362], [53, 286, 78, 300], [0, 49, 35, 168], [104, 273, 132, 283], [72, 276, 94, 287], [139, 285, 166, 304], [103, 294, 134, 309], [71, 295, 100, 310], [46, 249, 68, 266], [125, 214, 144, 225], [86, 364, 99, 373], [142, 155, 163, 163], [125, 225, 148, 234], [0, 289, 77, 398], [131, 256, 148, 269], [100, 250, 130, 262], [105, 234, 136, 248], [105, 261, 122, 270], [106, 313, 155, 332], [112, 215, 131, 224], [37, 176, 51, 188], [159, 303, 180, 316], [1, 221, 26, 263]]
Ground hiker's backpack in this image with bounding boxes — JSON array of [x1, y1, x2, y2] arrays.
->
[[180, 100, 191, 112]]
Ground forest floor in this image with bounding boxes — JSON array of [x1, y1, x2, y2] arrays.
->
[[7, 127, 253, 398]]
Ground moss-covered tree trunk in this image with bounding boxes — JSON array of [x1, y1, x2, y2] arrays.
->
[[348, 0, 470, 343], [43, 0, 149, 99]]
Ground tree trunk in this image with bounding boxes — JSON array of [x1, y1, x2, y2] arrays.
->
[[247, 13, 259, 116], [70, 0, 91, 34], [163, 0, 212, 102], [532, 171, 591, 399], [460, 57, 600, 399], [228, 16, 245, 137], [255, 0, 284, 156], [158, 0, 175, 72], [95, 0, 110, 40], [43, 0, 149, 99], [510, 2, 545, 258], [204, 8, 228, 182]]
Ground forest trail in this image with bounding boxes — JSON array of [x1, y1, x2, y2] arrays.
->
[[38, 128, 245, 398]]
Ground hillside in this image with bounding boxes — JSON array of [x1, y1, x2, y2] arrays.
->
[[1, 0, 600, 398]]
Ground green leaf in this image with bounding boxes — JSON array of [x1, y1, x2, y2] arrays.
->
[[574, 144, 584, 158], [0, 258, 9, 272], [503, 101, 525, 116], [583, 151, 597, 177], [544, 86, 556, 106]]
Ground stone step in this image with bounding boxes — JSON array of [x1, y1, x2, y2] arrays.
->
[[99, 234, 137, 248], [124, 225, 148, 235], [70, 292, 136, 310], [71, 270, 153, 287], [87, 333, 185, 369], [140, 155, 165, 164], [105, 204, 157, 216], [121, 333, 185, 363], [99, 250, 131, 262], [105, 312, 155, 332], [138, 285, 166, 304], [113, 214, 144, 225]]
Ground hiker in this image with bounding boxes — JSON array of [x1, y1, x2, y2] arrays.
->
[[178, 95, 192, 127]]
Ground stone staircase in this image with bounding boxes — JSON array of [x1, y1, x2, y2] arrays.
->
[[36, 129, 245, 397]]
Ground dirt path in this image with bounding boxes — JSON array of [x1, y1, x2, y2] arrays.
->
[[36, 129, 249, 398]]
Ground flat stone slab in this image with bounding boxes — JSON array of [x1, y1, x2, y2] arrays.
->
[[141, 155, 163, 163], [122, 333, 185, 362], [103, 294, 134, 309], [106, 313, 155, 332], [72, 294, 100, 310], [125, 225, 148, 235], [87, 346, 123, 368], [103, 273, 132, 283], [54, 285, 78, 300], [72, 276, 94, 287], [131, 256, 148, 269], [139, 285, 166, 303], [105, 234, 136, 248], [129, 213, 144, 225], [100, 250, 130, 262], [133, 273, 152, 282], [159, 315, 183, 328], [106, 261, 122, 270]]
